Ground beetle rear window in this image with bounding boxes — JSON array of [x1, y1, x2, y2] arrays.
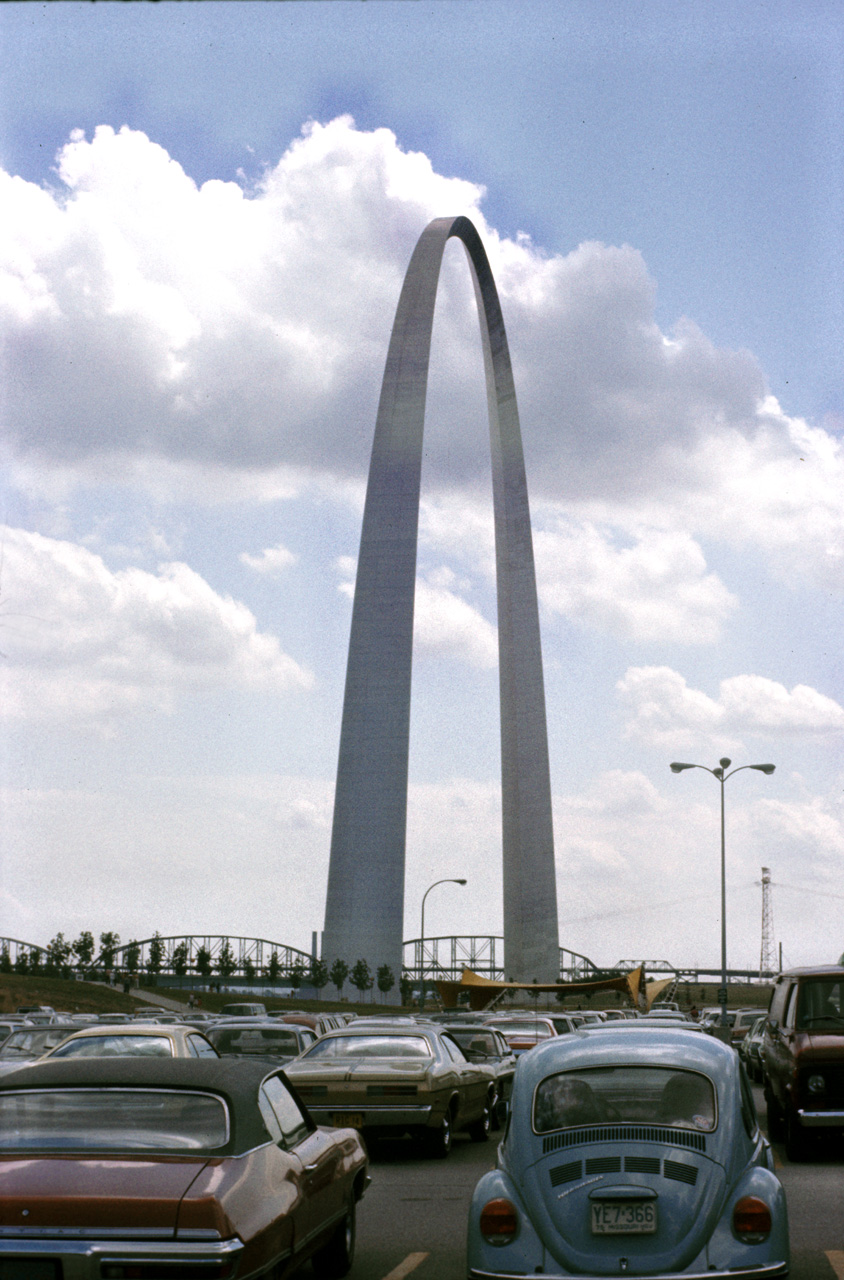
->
[[534, 1067, 716, 1134], [0, 1089, 229, 1151]]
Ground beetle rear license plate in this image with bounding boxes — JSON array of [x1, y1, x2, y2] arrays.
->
[[591, 1202, 657, 1234], [332, 1112, 364, 1128]]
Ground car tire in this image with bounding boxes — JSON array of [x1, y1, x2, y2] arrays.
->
[[469, 1095, 492, 1143], [764, 1084, 785, 1142], [784, 1108, 810, 1163], [311, 1200, 356, 1278], [425, 1110, 452, 1159]]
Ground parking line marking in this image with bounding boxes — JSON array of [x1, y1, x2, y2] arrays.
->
[[827, 1252, 844, 1279], [382, 1252, 430, 1280]]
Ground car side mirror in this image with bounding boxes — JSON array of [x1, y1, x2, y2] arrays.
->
[[767, 1018, 778, 1032]]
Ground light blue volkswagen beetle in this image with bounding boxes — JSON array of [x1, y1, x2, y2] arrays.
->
[[467, 1026, 789, 1279]]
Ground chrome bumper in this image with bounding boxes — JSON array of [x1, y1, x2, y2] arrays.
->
[[0, 1234, 246, 1279], [469, 1263, 788, 1280], [798, 1107, 844, 1127], [308, 1103, 433, 1127]]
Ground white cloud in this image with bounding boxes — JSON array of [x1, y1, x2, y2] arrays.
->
[[413, 570, 498, 669], [334, 556, 498, 669], [535, 520, 736, 643], [617, 665, 844, 750], [239, 543, 297, 575], [4, 118, 844, 590], [0, 527, 313, 726]]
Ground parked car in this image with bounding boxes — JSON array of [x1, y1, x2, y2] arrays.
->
[[761, 964, 844, 1160], [739, 1016, 767, 1083], [547, 1013, 581, 1035], [208, 1019, 317, 1064], [444, 1025, 517, 1126], [286, 1024, 496, 1156], [281, 1012, 345, 1037], [218, 1001, 267, 1017], [484, 1014, 558, 1056], [467, 1025, 789, 1279], [0, 1026, 85, 1076], [0, 1056, 368, 1278], [42, 1022, 219, 1059], [731, 1008, 768, 1045]]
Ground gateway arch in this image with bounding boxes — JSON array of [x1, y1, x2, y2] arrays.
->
[[322, 216, 559, 984]]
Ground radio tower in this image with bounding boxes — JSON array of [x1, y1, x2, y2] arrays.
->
[[759, 866, 776, 977]]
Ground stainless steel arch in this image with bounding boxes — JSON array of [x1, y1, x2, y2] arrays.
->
[[323, 216, 559, 983]]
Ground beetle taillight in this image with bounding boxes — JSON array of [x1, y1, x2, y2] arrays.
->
[[733, 1195, 772, 1242], [480, 1197, 519, 1245]]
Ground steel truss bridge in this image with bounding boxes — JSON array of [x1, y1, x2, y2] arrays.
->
[[2, 933, 601, 982], [404, 937, 603, 983], [0, 936, 773, 984], [0, 935, 313, 976]]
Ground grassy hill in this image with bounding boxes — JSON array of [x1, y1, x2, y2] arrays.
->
[[0, 975, 140, 1017]]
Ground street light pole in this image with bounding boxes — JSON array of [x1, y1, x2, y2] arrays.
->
[[419, 877, 467, 1012], [670, 758, 775, 1036]]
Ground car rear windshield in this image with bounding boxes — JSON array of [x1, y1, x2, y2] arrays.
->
[[533, 1066, 716, 1134], [796, 979, 844, 1030], [0, 1089, 229, 1151], [489, 1020, 554, 1037], [303, 1035, 433, 1059], [0, 1029, 72, 1058], [50, 1035, 174, 1058], [212, 1027, 301, 1055], [449, 1031, 500, 1055]]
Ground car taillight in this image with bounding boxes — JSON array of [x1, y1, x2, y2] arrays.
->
[[480, 1198, 519, 1245], [733, 1195, 772, 1242]]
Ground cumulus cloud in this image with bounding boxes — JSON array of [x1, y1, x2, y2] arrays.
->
[[239, 543, 297, 575], [334, 556, 497, 668], [534, 520, 736, 643], [0, 527, 313, 725], [617, 665, 844, 749], [4, 117, 844, 589], [413, 569, 498, 669]]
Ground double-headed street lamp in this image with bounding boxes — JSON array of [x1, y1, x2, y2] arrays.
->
[[419, 877, 467, 1011], [670, 758, 775, 1036]]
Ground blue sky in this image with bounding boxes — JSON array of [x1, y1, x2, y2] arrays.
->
[[1, 1, 842, 974]]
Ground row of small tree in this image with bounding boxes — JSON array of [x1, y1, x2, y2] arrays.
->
[[0, 930, 404, 1003]]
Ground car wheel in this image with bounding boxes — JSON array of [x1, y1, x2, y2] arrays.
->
[[311, 1200, 356, 1278], [426, 1110, 452, 1159], [764, 1084, 785, 1142], [784, 1108, 810, 1163], [469, 1095, 492, 1143]]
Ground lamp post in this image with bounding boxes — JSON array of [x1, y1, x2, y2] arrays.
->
[[670, 758, 775, 1036], [419, 878, 467, 1011]]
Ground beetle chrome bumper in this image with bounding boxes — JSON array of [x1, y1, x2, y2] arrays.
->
[[469, 1263, 789, 1280]]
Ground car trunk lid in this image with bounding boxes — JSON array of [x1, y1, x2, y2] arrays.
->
[[0, 1155, 211, 1234]]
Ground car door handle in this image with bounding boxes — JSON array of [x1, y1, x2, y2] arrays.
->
[[304, 1162, 320, 1172]]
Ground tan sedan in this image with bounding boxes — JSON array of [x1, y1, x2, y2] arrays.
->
[[286, 1024, 496, 1157], [41, 1022, 219, 1059]]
